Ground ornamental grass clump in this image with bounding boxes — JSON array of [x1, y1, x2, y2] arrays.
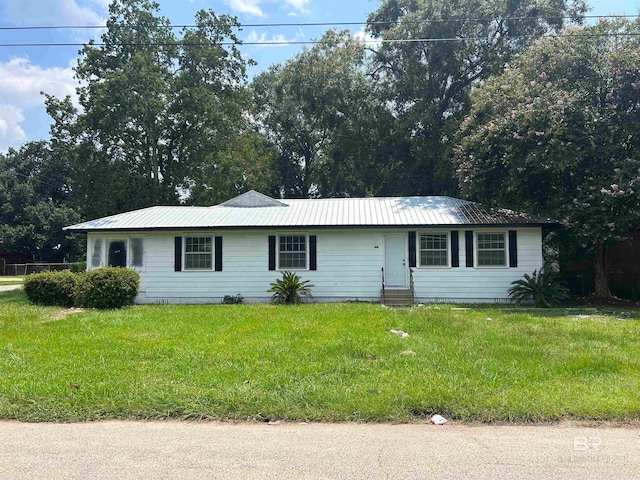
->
[[268, 271, 312, 304], [508, 268, 570, 308]]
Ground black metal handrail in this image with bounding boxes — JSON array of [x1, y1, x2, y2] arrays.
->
[[381, 266, 385, 305], [409, 267, 415, 304]]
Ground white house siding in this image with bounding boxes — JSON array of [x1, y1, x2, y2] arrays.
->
[[412, 228, 542, 303], [86, 227, 542, 304]]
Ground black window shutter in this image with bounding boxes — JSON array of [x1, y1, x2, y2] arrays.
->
[[408, 231, 417, 268], [465, 231, 474, 267], [451, 231, 459, 267], [214, 236, 223, 271], [309, 235, 317, 271], [268, 235, 276, 271], [509, 230, 518, 268], [174, 237, 182, 272]]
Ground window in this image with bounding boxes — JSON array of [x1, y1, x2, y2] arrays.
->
[[278, 235, 307, 269], [90, 238, 103, 268], [107, 240, 127, 267], [89, 237, 145, 270], [477, 233, 507, 267], [130, 238, 144, 268], [419, 233, 448, 267], [185, 236, 212, 270]]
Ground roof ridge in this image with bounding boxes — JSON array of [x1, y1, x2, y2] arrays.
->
[[218, 190, 288, 208]]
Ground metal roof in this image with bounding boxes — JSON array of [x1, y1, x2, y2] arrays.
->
[[64, 191, 555, 232]]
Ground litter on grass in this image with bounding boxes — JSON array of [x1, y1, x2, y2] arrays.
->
[[430, 414, 448, 425], [390, 329, 409, 338]]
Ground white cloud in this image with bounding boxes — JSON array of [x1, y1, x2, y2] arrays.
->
[[245, 29, 305, 48], [284, 0, 310, 15], [0, 0, 104, 26], [88, 0, 110, 8], [246, 30, 286, 47], [227, 0, 311, 18], [229, 0, 265, 17], [0, 58, 77, 106], [0, 105, 27, 149], [353, 27, 381, 50], [0, 57, 77, 151]]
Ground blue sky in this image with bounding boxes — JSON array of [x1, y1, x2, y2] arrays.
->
[[0, 0, 638, 151]]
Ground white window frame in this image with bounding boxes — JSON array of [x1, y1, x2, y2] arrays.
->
[[89, 237, 104, 269], [88, 235, 146, 271], [277, 234, 308, 271], [183, 235, 214, 271], [475, 231, 508, 268], [128, 237, 145, 270], [418, 231, 450, 268]]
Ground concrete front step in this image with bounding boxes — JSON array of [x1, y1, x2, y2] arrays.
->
[[381, 288, 414, 306]]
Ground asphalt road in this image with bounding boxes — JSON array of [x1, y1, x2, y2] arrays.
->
[[1, 421, 638, 479]]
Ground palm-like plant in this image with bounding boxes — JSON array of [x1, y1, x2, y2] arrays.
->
[[508, 269, 570, 308], [268, 271, 313, 304]]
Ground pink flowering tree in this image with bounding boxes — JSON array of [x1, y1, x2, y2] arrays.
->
[[454, 20, 640, 297]]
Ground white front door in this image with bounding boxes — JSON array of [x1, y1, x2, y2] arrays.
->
[[384, 234, 407, 287]]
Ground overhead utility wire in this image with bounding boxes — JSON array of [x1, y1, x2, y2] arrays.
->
[[0, 13, 638, 31], [1, 32, 639, 48], [12, 171, 68, 190]]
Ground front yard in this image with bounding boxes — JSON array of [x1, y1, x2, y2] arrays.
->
[[1, 289, 639, 423]]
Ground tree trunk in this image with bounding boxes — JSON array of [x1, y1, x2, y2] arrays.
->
[[593, 243, 612, 298]]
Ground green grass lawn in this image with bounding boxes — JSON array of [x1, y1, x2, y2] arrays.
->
[[1, 289, 639, 423]]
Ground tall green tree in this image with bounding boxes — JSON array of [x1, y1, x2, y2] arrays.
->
[[46, 0, 253, 213], [367, 0, 587, 195], [0, 142, 81, 261], [252, 30, 393, 198], [186, 130, 280, 205], [454, 20, 640, 297]]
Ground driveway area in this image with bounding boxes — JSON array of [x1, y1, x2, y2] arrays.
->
[[0, 278, 22, 293], [0, 284, 21, 292], [1, 421, 638, 479]]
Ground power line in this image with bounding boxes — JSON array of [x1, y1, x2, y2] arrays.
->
[[0, 14, 638, 31], [12, 171, 67, 191], [1, 32, 639, 48]]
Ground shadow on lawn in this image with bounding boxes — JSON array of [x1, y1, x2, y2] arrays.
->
[[496, 308, 640, 320]]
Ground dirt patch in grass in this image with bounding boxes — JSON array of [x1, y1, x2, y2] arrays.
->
[[44, 308, 85, 322], [574, 295, 640, 309]]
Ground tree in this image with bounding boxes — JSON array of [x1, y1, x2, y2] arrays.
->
[[0, 142, 82, 261], [366, 0, 587, 196], [186, 130, 280, 205], [454, 20, 640, 297], [45, 95, 138, 220], [46, 0, 252, 212], [252, 30, 393, 198]]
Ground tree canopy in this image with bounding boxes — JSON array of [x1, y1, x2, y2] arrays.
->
[[454, 19, 640, 296], [252, 30, 394, 198], [46, 0, 255, 212], [0, 142, 81, 261], [366, 0, 587, 195]]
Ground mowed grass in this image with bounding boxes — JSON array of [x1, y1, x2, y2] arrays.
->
[[1, 289, 639, 423]]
